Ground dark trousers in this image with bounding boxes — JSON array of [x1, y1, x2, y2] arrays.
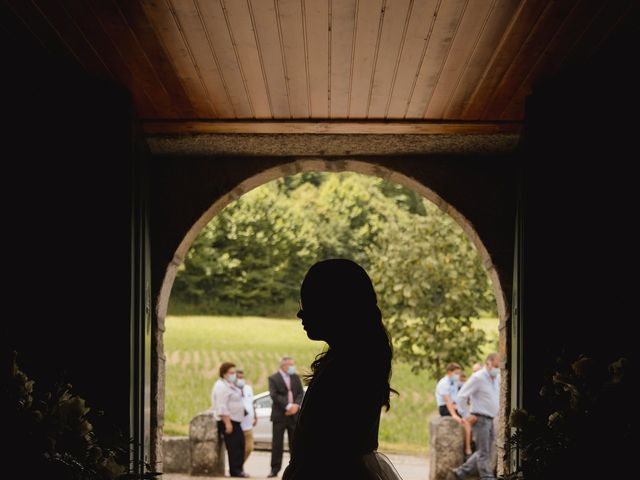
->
[[271, 416, 296, 473], [218, 420, 245, 476], [439, 405, 461, 417]]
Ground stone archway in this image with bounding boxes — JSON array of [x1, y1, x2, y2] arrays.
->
[[154, 158, 511, 470]]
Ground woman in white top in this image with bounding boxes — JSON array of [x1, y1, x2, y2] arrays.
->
[[211, 362, 249, 478]]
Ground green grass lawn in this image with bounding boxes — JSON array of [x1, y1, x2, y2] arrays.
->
[[164, 315, 498, 455]]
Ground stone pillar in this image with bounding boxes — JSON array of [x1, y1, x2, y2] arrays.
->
[[429, 416, 465, 480], [162, 436, 190, 473], [189, 411, 225, 476]]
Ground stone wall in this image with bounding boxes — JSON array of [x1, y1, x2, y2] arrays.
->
[[429, 417, 480, 480], [190, 411, 226, 476], [161, 412, 225, 475], [162, 436, 190, 473]]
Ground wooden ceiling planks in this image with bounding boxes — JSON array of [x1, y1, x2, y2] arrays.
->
[[32, 1, 112, 82], [425, 0, 497, 119], [6, 0, 80, 69], [114, 0, 197, 117], [43, 0, 159, 117], [89, 0, 178, 116], [166, 0, 236, 117], [459, 0, 550, 120], [303, 0, 330, 118], [385, 0, 440, 118], [366, 0, 413, 118], [442, 0, 522, 120], [248, 0, 291, 118], [346, 0, 384, 118], [5, 0, 625, 131], [481, 0, 578, 120], [499, 0, 609, 120], [329, 0, 357, 118], [139, 0, 216, 117], [219, 0, 273, 118], [404, 0, 468, 118], [189, 0, 253, 118], [142, 119, 522, 134], [277, 0, 310, 118]]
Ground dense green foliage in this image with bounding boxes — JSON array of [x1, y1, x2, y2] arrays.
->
[[170, 172, 496, 376], [369, 200, 495, 374]]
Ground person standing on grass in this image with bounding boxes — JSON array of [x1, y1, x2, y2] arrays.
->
[[268, 356, 304, 478], [451, 352, 501, 480], [212, 362, 249, 478], [236, 369, 257, 465], [436, 362, 473, 458]]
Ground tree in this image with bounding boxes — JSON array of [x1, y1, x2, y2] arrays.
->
[[369, 199, 495, 377], [171, 172, 497, 377], [171, 183, 316, 315]]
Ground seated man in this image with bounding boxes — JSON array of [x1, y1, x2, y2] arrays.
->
[[436, 362, 472, 457]]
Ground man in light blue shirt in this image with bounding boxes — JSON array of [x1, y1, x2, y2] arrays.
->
[[451, 352, 501, 480], [436, 362, 462, 418], [236, 369, 257, 466], [436, 362, 473, 457]]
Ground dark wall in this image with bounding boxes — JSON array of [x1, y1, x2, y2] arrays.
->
[[522, 14, 637, 401], [520, 15, 637, 478], [2, 8, 135, 435]]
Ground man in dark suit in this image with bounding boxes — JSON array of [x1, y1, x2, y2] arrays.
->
[[268, 356, 304, 478]]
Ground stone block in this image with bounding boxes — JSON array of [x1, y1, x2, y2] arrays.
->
[[429, 416, 465, 480], [162, 436, 190, 473], [189, 411, 225, 476]]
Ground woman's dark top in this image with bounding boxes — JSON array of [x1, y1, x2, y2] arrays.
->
[[282, 348, 388, 480]]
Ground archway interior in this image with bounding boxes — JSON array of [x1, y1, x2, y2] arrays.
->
[[160, 168, 504, 464]]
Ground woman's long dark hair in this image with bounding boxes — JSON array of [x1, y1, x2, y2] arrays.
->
[[300, 259, 397, 410]]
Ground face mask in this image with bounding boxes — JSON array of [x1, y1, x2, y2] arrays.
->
[[490, 367, 500, 378], [236, 379, 246, 388], [451, 374, 460, 383], [227, 373, 237, 383], [287, 365, 296, 375]]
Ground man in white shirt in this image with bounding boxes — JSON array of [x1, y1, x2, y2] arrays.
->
[[236, 369, 257, 463], [451, 353, 501, 480]]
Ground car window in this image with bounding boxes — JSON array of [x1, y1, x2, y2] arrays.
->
[[255, 396, 273, 409]]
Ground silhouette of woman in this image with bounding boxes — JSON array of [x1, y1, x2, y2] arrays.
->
[[282, 259, 402, 480]]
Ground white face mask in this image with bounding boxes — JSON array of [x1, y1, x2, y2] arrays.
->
[[236, 379, 246, 388], [490, 367, 500, 378]]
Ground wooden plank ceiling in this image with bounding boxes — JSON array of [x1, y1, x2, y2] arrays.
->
[[4, 0, 632, 133]]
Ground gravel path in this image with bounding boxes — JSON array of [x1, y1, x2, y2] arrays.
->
[[163, 450, 429, 480]]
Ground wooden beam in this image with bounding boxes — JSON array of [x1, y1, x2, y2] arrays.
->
[[142, 120, 521, 135]]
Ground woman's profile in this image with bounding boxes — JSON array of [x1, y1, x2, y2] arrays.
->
[[282, 259, 402, 480]]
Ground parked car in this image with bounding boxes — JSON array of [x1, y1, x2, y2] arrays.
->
[[252, 387, 307, 450]]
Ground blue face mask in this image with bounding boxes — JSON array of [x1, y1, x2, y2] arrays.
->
[[227, 373, 237, 383], [287, 365, 296, 375], [451, 374, 460, 383], [490, 367, 500, 378], [235, 379, 246, 388]]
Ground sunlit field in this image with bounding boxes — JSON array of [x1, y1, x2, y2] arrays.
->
[[164, 315, 498, 454]]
